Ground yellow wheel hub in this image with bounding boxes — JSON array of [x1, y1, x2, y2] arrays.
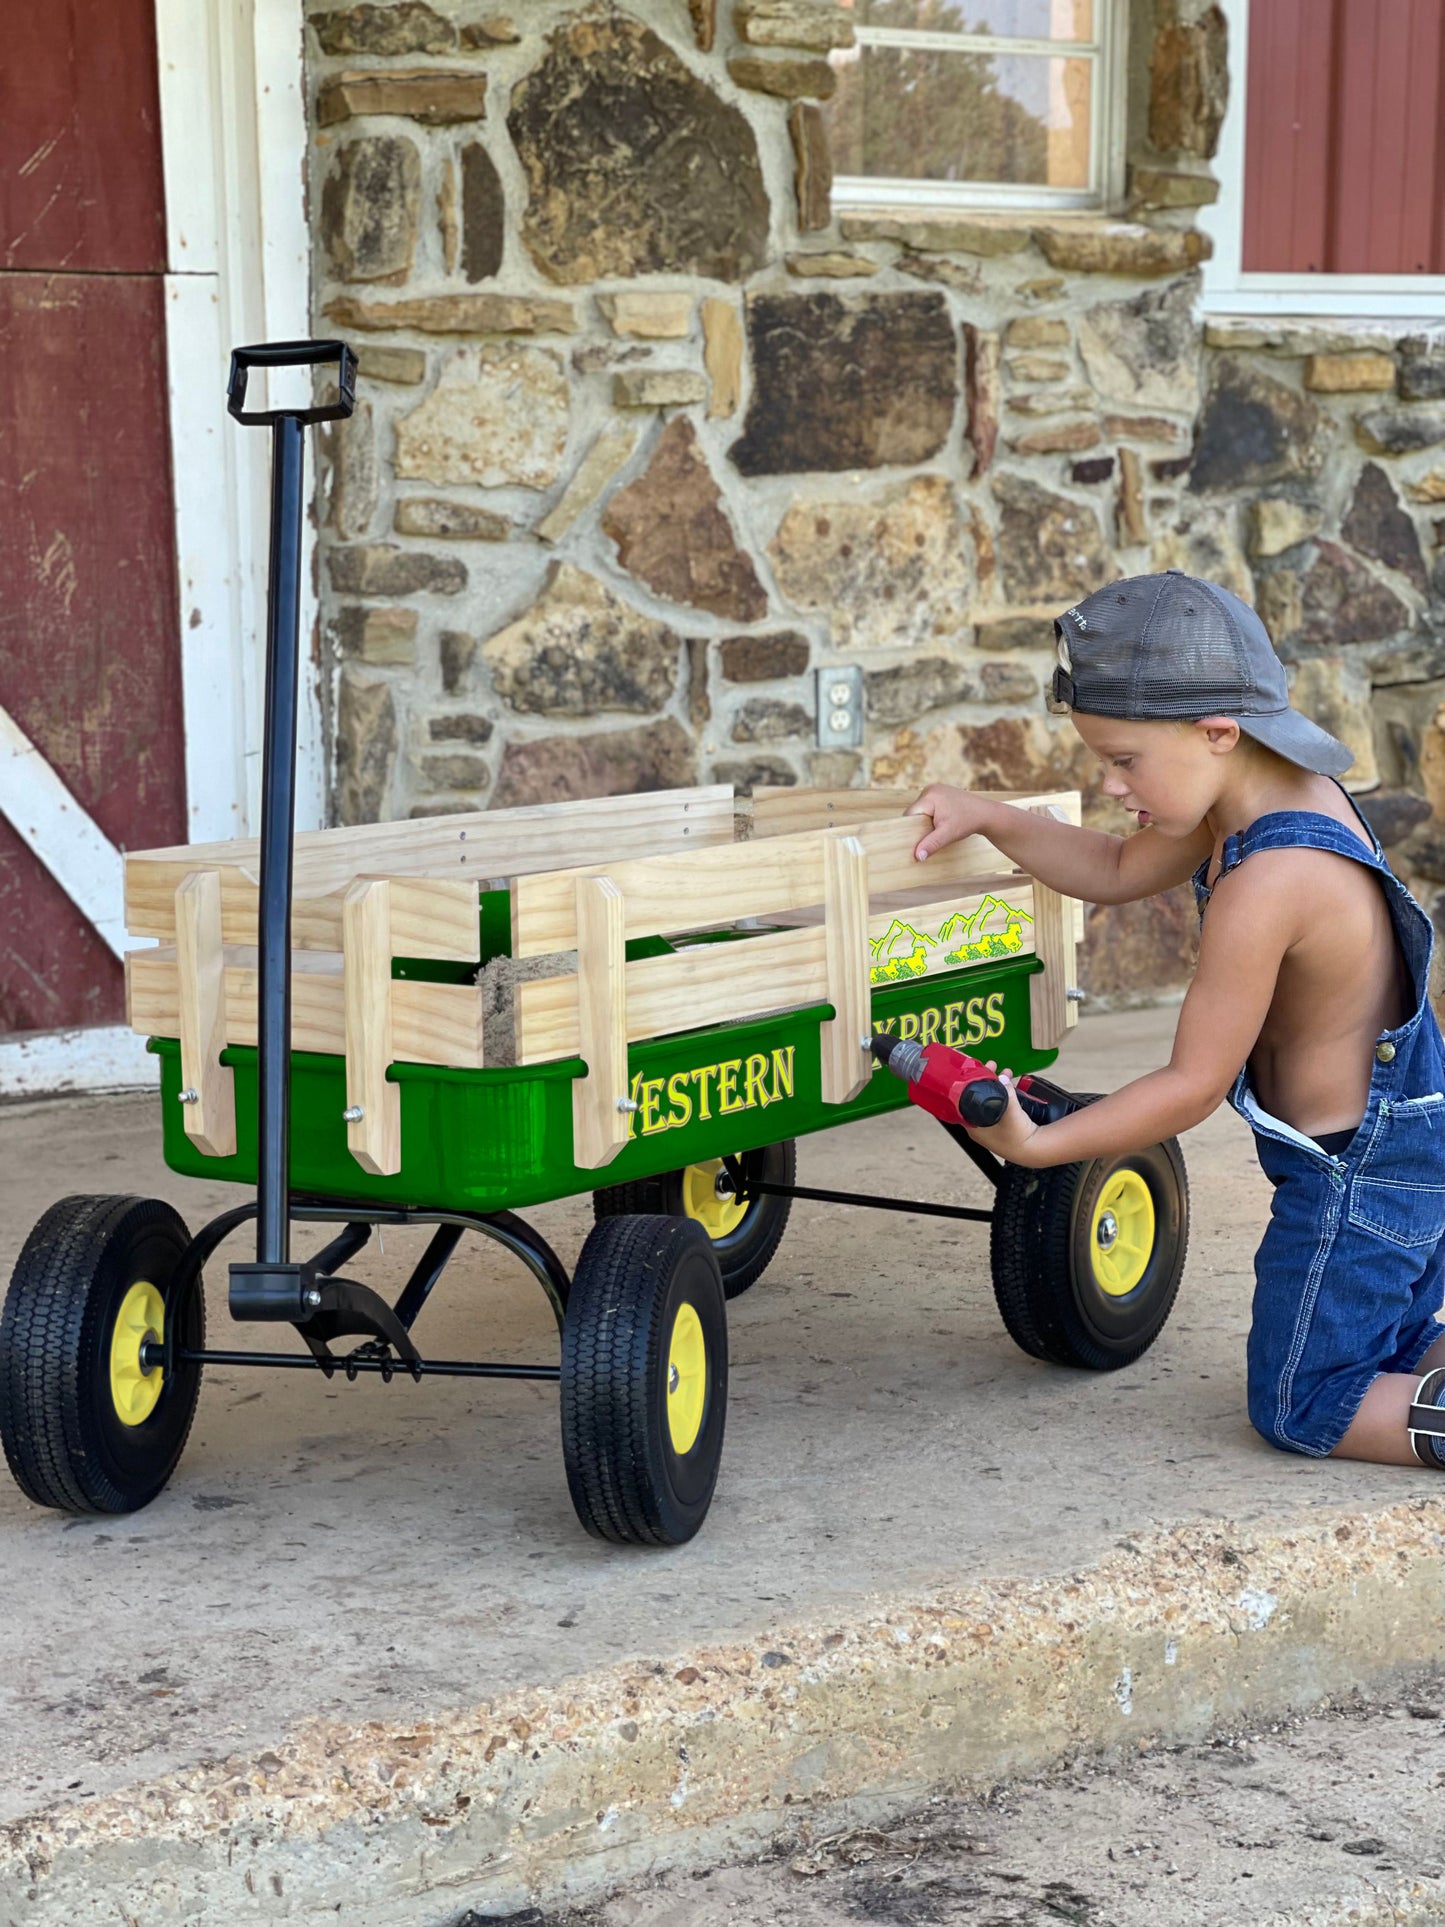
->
[[1089, 1169, 1155, 1297], [110, 1280, 166, 1426], [681, 1161, 749, 1241], [666, 1302, 708, 1455]]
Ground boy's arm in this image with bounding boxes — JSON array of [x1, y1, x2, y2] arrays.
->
[[970, 854, 1297, 1166], [907, 785, 1212, 905]]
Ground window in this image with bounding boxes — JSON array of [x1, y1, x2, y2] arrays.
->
[[1202, 0, 1445, 315], [824, 1, 1123, 210]]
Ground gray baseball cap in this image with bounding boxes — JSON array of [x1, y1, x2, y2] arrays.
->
[[1049, 570, 1354, 778]]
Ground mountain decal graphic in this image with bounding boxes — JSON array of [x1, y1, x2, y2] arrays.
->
[[868, 895, 1032, 984]]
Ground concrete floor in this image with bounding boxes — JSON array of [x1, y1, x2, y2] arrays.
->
[[0, 1008, 1431, 1831]]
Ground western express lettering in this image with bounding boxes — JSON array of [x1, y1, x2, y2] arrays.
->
[[873, 992, 1006, 1048], [627, 1047, 797, 1140]]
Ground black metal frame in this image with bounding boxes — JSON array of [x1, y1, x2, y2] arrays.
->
[[184, 340, 1005, 1395]]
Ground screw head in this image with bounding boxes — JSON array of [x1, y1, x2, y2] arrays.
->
[[616, 1097, 639, 1114], [1096, 1210, 1119, 1250], [304, 1286, 323, 1311], [178, 1088, 200, 1105], [668, 1362, 680, 1394], [342, 1105, 364, 1123]]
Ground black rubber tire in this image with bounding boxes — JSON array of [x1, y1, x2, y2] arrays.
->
[[0, 1195, 204, 1514], [593, 1141, 795, 1299], [561, 1214, 727, 1547], [990, 1133, 1189, 1371]]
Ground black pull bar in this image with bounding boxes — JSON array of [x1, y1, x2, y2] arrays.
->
[[226, 338, 357, 426]]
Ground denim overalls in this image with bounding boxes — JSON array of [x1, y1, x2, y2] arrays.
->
[[1193, 801, 1445, 1456]]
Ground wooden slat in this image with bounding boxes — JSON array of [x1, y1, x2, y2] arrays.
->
[[514, 887, 1038, 1064], [1026, 806, 1077, 1051], [571, 877, 629, 1170], [126, 870, 482, 956], [512, 801, 1073, 958], [820, 836, 871, 1106], [125, 787, 735, 937], [750, 787, 915, 837], [126, 952, 484, 1068], [344, 880, 401, 1178], [174, 871, 236, 1157]]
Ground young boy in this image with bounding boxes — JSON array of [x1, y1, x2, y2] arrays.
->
[[907, 569, 1445, 1471]]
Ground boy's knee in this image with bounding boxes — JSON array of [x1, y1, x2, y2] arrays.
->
[[1246, 1369, 1334, 1457]]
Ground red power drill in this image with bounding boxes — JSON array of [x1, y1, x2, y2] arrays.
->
[[870, 1033, 1082, 1130]]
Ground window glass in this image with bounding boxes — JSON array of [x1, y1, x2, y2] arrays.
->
[[850, 0, 1093, 39]]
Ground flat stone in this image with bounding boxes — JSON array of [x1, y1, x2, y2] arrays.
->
[[1071, 457, 1116, 484], [325, 399, 378, 540], [493, 718, 697, 807], [395, 346, 569, 490], [1303, 352, 1396, 393], [461, 143, 505, 282], [1129, 165, 1219, 209], [734, 0, 855, 50], [335, 672, 397, 824], [1190, 359, 1330, 492], [324, 292, 577, 334], [429, 712, 494, 744], [356, 345, 426, 384], [612, 369, 709, 408], [1102, 413, 1185, 442], [481, 563, 683, 716], [964, 325, 1000, 478], [840, 210, 1030, 255], [1117, 446, 1147, 546], [334, 605, 418, 665], [870, 712, 1095, 804], [316, 68, 487, 126], [806, 749, 862, 785], [321, 137, 420, 282], [1342, 462, 1427, 591], [731, 292, 958, 475], [1355, 405, 1445, 456], [1204, 317, 1402, 355], [1008, 355, 1070, 382], [769, 476, 970, 652], [1150, 502, 1251, 602], [602, 417, 767, 622], [1006, 388, 1094, 416], [702, 298, 744, 419], [1083, 889, 1201, 1001], [393, 497, 510, 540], [438, 158, 460, 275], [509, 13, 769, 285], [726, 54, 836, 98], [975, 616, 1057, 652], [1148, 7, 1228, 158], [1288, 655, 1380, 791], [439, 629, 476, 694], [714, 754, 797, 792], [789, 102, 832, 231], [1034, 221, 1211, 277], [690, 0, 717, 50], [1356, 787, 1432, 848], [1077, 273, 1201, 413], [719, 632, 810, 682], [1247, 497, 1322, 558], [597, 292, 693, 339], [419, 751, 490, 794], [1365, 638, 1445, 685], [1288, 540, 1414, 648], [459, 16, 518, 47], [1016, 277, 1066, 301], [864, 656, 1013, 726], [327, 543, 467, 596], [1005, 316, 1069, 350], [785, 251, 878, 278], [1150, 453, 1194, 482], [1407, 467, 1445, 504], [897, 253, 983, 296], [1400, 357, 1445, 402], [731, 698, 813, 743], [1007, 420, 1101, 456], [992, 473, 1112, 605], [309, 3, 453, 55], [536, 424, 638, 544]]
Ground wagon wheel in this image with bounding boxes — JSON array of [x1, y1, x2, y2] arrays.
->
[[989, 1134, 1189, 1371], [561, 1214, 727, 1546], [593, 1141, 795, 1298], [0, 1195, 205, 1514]]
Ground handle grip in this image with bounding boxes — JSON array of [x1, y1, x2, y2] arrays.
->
[[227, 338, 357, 426], [957, 1077, 1010, 1128]]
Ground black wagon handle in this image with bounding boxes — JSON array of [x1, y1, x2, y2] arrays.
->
[[226, 338, 357, 426]]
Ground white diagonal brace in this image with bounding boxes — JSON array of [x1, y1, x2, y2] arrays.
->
[[0, 702, 128, 959]]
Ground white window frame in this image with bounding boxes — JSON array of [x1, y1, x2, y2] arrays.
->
[[1201, 0, 1445, 318], [832, 3, 1128, 212]]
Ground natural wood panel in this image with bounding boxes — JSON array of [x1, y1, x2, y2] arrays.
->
[[344, 880, 400, 1178], [751, 787, 1078, 838], [126, 868, 482, 958], [1026, 808, 1077, 1052], [174, 871, 236, 1157], [515, 887, 1038, 1064], [571, 877, 629, 1170], [820, 836, 871, 1106]]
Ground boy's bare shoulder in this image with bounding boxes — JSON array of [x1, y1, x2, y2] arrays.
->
[[1207, 840, 1384, 944]]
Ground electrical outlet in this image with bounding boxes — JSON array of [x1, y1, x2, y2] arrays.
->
[[815, 664, 863, 750]]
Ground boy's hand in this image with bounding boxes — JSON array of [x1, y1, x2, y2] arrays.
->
[[906, 784, 996, 862], [962, 1065, 1045, 1165]]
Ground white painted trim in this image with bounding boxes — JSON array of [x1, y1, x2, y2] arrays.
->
[[0, 706, 127, 961], [154, 0, 321, 844], [0, 1027, 158, 1099], [1201, 0, 1445, 319]]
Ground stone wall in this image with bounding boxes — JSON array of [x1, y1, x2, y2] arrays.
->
[[307, 0, 1445, 1003]]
